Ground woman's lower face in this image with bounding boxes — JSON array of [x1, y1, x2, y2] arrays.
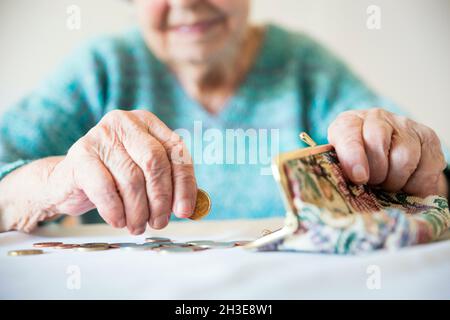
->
[[134, 0, 251, 64]]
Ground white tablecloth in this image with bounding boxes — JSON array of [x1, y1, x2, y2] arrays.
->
[[1, 218, 449, 299]]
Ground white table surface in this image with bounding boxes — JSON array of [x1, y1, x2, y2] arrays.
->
[[1, 217, 449, 299]]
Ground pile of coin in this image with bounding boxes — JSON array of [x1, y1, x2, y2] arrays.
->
[[7, 237, 252, 256]]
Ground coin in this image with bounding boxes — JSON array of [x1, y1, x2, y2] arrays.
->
[[186, 240, 235, 249], [120, 244, 152, 251], [145, 237, 172, 243], [189, 189, 211, 220], [76, 243, 110, 252], [141, 242, 164, 248], [186, 240, 214, 246], [8, 249, 44, 256], [158, 242, 191, 248], [54, 244, 80, 249], [233, 241, 251, 246], [82, 242, 110, 247], [76, 247, 109, 252], [33, 242, 63, 248], [207, 242, 236, 249], [186, 240, 217, 247], [191, 246, 209, 251], [109, 243, 138, 248]]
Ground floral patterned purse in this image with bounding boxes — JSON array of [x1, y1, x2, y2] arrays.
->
[[247, 133, 450, 254]]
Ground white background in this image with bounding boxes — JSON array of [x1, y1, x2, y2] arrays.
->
[[1, 0, 449, 144]]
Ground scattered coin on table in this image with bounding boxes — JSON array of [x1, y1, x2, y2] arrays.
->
[[7, 238, 253, 256], [8, 189, 213, 256]]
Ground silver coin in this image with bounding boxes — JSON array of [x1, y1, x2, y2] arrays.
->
[[159, 242, 191, 248], [185, 240, 217, 247], [109, 242, 138, 248], [141, 242, 164, 248], [145, 237, 172, 243], [186, 240, 236, 249], [206, 242, 236, 249], [187, 246, 208, 252], [120, 244, 151, 251]]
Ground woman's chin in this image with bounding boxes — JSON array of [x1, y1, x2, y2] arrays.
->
[[170, 45, 228, 65]]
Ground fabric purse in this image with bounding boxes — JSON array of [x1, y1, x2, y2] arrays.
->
[[247, 133, 450, 254]]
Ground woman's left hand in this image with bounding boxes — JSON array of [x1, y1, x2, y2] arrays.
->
[[328, 108, 448, 198]]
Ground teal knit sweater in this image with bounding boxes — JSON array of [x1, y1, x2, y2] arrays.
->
[[0, 24, 424, 223]]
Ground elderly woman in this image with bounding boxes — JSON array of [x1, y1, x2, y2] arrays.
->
[[0, 0, 448, 235]]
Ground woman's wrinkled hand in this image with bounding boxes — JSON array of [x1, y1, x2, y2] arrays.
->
[[47, 110, 196, 234], [328, 108, 448, 198]]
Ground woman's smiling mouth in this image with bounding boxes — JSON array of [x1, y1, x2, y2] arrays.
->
[[168, 16, 225, 38]]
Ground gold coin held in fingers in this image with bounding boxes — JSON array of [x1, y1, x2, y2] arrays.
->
[[189, 189, 211, 220], [8, 249, 44, 256]]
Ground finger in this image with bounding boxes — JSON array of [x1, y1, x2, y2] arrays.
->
[[132, 110, 197, 218], [362, 111, 393, 185], [381, 122, 421, 192], [119, 125, 173, 229], [104, 148, 150, 235], [403, 126, 447, 197], [75, 156, 126, 228], [328, 112, 370, 184], [127, 136, 172, 229]]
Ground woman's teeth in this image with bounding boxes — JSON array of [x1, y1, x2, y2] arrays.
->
[[173, 18, 221, 33]]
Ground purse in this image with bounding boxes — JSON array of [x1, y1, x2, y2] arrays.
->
[[247, 133, 450, 254]]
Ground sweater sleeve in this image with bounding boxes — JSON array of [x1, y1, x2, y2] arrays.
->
[[0, 41, 107, 181]]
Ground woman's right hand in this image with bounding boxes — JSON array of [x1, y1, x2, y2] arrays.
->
[[40, 110, 197, 234]]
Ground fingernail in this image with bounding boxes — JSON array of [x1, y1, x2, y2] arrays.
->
[[352, 164, 368, 183], [152, 215, 169, 229], [176, 199, 192, 217], [117, 218, 126, 228], [134, 227, 145, 235]]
